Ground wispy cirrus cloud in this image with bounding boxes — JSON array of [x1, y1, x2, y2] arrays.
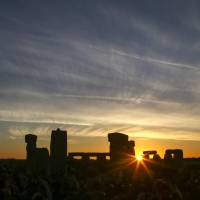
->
[[0, 0, 200, 146]]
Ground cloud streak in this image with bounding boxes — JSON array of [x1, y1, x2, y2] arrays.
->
[[0, 0, 200, 147], [112, 49, 200, 71]]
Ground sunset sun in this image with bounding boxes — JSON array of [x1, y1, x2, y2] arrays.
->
[[136, 155, 143, 161]]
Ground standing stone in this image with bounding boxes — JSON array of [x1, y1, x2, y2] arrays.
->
[[25, 134, 49, 174], [108, 132, 135, 162], [128, 140, 135, 156], [50, 128, 67, 172], [25, 134, 37, 161], [164, 149, 183, 161]]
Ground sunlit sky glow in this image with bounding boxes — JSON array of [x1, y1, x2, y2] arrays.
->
[[0, 0, 200, 158]]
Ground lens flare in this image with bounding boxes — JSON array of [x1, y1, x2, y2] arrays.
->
[[136, 155, 143, 161]]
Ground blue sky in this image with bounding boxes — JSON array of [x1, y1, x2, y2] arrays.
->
[[0, 0, 200, 158]]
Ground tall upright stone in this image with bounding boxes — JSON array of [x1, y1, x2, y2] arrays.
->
[[108, 132, 135, 162], [25, 134, 37, 161], [50, 128, 67, 161], [128, 140, 135, 155]]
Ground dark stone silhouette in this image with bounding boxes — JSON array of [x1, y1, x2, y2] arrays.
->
[[68, 133, 135, 162], [153, 153, 161, 160], [50, 128, 67, 161], [164, 149, 183, 160], [25, 134, 37, 161], [128, 140, 135, 155], [143, 150, 161, 160], [108, 132, 135, 161], [50, 128, 67, 172], [68, 152, 110, 161], [25, 134, 49, 173], [24, 129, 184, 178]]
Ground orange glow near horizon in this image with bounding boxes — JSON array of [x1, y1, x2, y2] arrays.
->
[[0, 135, 200, 159]]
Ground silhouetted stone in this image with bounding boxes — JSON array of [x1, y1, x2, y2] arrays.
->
[[153, 153, 161, 161], [25, 134, 37, 161], [50, 128, 67, 172], [50, 128, 67, 161], [108, 132, 128, 143], [68, 152, 109, 161], [164, 152, 173, 160], [108, 132, 135, 161], [25, 134, 49, 173], [143, 154, 150, 159], [164, 149, 183, 161], [128, 140, 135, 155], [174, 149, 183, 160], [143, 151, 158, 160], [97, 154, 106, 161], [82, 154, 90, 161]]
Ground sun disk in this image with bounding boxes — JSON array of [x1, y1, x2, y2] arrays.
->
[[136, 155, 143, 161]]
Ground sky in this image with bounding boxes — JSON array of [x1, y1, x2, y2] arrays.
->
[[0, 0, 200, 159]]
